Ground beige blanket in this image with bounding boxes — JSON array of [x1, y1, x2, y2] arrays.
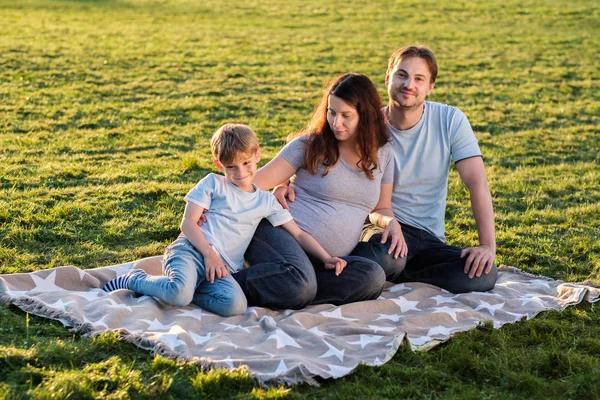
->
[[1, 256, 598, 385]]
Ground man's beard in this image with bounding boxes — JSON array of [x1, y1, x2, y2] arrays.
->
[[390, 87, 423, 111]]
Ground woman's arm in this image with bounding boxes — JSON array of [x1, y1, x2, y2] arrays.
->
[[253, 155, 297, 191], [368, 183, 408, 258]]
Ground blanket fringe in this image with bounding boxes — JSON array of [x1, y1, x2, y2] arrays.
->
[[2, 294, 320, 387]]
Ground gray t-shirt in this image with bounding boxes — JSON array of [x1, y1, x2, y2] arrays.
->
[[184, 173, 292, 272], [386, 101, 482, 242], [279, 138, 394, 256]]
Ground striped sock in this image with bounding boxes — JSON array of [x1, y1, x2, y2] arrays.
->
[[103, 274, 131, 292]]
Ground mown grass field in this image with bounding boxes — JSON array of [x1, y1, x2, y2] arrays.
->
[[1, 0, 599, 398]]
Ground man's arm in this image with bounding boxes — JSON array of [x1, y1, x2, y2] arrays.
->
[[455, 156, 496, 278]]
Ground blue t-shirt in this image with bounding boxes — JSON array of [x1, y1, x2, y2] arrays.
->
[[183, 173, 292, 272], [386, 101, 482, 242]]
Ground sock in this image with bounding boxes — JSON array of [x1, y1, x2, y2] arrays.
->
[[103, 274, 132, 292]]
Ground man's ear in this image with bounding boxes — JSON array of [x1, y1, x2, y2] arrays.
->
[[385, 74, 390, 87], [427, 82, 435, 96], [213, 159, 224, 172], [254, 148, 261, 162]]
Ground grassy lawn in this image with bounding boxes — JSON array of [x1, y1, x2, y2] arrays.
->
[[1, 0, 599, 397]]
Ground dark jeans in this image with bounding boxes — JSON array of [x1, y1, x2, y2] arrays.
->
[[234, 220, 386, 309], [351, 223, 498, 293]]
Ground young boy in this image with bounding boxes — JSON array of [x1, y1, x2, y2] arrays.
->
[[103, 124, 345, 316]]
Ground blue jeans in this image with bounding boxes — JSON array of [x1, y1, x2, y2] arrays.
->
[[128, 238, 247, 317], [351, 223, 498, 293], [235, 220, 386, 309]]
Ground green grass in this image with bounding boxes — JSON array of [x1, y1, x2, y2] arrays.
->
[[1, 0, 599, 397]]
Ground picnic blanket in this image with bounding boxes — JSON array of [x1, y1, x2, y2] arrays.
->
[[1, 256, 599, 386]]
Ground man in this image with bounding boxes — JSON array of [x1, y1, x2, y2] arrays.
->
[[279, 45, 497, 293], [352, 44, 498, 293]]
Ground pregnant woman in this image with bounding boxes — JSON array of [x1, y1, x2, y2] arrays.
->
[[232, 73, 407, 309]]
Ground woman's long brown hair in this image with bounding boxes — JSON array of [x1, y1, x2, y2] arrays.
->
[[289, 73, 389, 180]]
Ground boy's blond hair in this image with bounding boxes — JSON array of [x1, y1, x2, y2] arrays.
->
[[210, 124, 259, 165]]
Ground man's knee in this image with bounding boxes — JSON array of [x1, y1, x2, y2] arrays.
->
[[451, 264, 499, 293]]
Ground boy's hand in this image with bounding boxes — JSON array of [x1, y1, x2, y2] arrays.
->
[[324, 257, 347, 276], [273, 185, 295, 210], [205, 254, 228, 283]]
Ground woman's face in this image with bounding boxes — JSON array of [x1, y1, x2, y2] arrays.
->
[[327, 95, 359, 144]]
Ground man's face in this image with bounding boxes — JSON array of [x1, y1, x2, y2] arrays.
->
[[386, 56, 434, 110]]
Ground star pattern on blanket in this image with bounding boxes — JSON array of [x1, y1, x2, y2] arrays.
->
[[268, 328, 303, 349], [318, 340, 345, 362], [2, 261, 598, 386], [30, 271, 65, 292], [391, 296, 421, 312]]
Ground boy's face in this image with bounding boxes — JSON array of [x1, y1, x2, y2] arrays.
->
[[214, 150, 260, 192]]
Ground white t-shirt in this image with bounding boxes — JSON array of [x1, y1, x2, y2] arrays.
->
[[386, 101, 482, 242], [183, 173, 293, 272]]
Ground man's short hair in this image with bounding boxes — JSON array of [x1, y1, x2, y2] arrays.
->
[[387, 45, 438, 83], [210, 123, 259, 165]]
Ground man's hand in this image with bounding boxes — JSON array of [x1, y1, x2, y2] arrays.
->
[[205, 254, 228, 283], [323, 257, 347, 276], [380, 219, 408, 258], [461, 245, 495, 279], [273, 185, 295, 210]]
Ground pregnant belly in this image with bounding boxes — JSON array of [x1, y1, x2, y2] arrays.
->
[[289, 198, 367, 257]]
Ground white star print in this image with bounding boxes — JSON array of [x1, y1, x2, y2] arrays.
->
[[71, 290, 104, 301], [348, 334, 382, 349], [82, 314, 109, 329], [319, 308, 359, 321], [177, 308, 210, 320], [29, 271, 64, 292], [46, 298, 77, 311], [318, 340, 345, 362], [188, 331, 213, 345], [100, 298, 133, 312], [308, 326, 330, 337], [375, 314, 401, 323], [391, 296, 421, 312], [432, 306, 467, 322], [505, 311, 528, 321], [220, 356, 235, 368], [387, 283, 409, 293], [140, 318, 174, 331], [264, 360, 289, 376], [426, 325, 461, 337], [474, 301, 505, 316], [367, 325, 395, 333], [149, 325, 187, 350], [221, 323, 252, 333], [429, 295, 458, 305], [259, 315, 277, 329], [325, 363, 354, 378], [268, 328, 302, 349]]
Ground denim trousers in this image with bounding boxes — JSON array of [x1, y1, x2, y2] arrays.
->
[[351, 223, 498, 293], [234, 220, 386, 309], [128, 238, 247, 317]]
